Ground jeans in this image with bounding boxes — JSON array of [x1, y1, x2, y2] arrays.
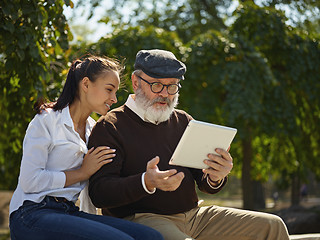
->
[[10, 196, 163, 240]]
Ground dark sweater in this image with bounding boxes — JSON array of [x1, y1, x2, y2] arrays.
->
[[88, 105, 226, 218]]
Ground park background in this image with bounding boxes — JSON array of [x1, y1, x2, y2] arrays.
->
[[0, 0, 320, 239]]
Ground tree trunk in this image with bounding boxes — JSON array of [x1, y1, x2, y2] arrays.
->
[[291, 173, 300, 206], [253, 181, 266, 209], [241, 134, 255, 210]]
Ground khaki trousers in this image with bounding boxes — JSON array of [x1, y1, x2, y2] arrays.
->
[[124, 205, 289, 240]]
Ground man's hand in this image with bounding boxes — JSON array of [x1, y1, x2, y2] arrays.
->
[[144, 156, 185, 192], [202, 148, 233, 184]]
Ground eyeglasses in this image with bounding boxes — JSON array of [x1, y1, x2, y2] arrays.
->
[[137, 75, 181, 95]]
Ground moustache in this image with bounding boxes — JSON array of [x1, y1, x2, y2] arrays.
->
[[151, 97, 171, 105]]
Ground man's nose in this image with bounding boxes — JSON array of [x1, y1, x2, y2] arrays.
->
[[158, 86, 169, 97]]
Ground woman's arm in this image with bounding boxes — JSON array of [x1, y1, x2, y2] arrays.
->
[[19, 114, 66, 193], [64, 146, 115, 187]]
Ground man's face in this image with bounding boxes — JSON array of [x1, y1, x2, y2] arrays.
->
[[133, 72, 180, 123], [136, 72, 179, 107]]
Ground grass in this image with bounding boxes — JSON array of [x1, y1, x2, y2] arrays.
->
[[0, 230, 10, 240]]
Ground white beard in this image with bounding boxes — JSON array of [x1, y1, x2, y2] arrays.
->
[[134, 88, 179, 124]]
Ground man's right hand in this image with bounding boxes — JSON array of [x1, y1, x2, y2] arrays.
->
[[144, 156, 185, 192]]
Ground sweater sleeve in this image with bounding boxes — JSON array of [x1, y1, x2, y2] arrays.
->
[[189, 167, 227, 194], [88, 119, 150, 208]]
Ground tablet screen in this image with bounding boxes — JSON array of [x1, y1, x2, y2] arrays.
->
[[169, 120, 237, 169]]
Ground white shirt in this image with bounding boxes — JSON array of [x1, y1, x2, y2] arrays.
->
[[9, 106, 96, 214]]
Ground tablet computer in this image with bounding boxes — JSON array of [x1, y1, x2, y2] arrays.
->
[[169, 119, 237, 169]]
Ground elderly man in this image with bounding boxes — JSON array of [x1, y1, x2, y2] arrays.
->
[[88, 49, 290, 240]]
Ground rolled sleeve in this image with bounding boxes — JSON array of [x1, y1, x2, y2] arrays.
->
[[52, 171, 66, 188]]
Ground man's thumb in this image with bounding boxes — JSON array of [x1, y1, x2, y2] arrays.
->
[[147, 156, 160, 169]]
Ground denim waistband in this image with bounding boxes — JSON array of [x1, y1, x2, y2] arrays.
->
[[46, 196, 69, 203]]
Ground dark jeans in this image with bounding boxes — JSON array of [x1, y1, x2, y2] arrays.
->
[[9, 196, 163, 240]]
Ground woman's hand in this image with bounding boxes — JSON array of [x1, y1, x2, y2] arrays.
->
[[80, 146, 115, 180], [64, 146, 115, 187]]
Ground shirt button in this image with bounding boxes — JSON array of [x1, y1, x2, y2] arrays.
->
[[75, 151, 83, 157]]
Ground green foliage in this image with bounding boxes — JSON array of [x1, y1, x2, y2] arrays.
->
[[0, 0, 72, 189], [181, 29, 278, 183], [231, 3, 320, 184], [99, 0, 233, 43], [183, 30, 276, 129]]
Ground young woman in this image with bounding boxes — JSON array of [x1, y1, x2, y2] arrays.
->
[[9, 55, 163, 240]]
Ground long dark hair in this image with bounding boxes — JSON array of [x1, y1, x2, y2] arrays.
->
[[34, 55, 123, 114]]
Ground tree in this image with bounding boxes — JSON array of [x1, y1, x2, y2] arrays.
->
[[182, 28, 277, 209], [89, 0, 234, 43], [0, 0, 72, 189], [231, 2, 320, 207], [257, 0, 320, 34]]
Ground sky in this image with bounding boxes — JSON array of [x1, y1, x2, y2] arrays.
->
[[63, 0, 114, 43]]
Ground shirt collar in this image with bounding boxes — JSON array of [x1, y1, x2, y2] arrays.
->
[[60, 105, 95, 144], [61, 105, 74, 127], [125, 94, 158, 124]]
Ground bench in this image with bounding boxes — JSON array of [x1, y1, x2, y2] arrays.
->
[[290, 234, 320, 240]]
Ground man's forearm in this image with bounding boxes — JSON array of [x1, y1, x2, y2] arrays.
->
[[89, 173, 149, 208]]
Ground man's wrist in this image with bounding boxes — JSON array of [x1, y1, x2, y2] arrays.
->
[[208, 176, 221, 186], [206, 175, 224, 189], [142, 172, 156, 194]]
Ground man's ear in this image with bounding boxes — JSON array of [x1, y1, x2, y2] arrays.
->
[[132, 74, 139, 91], [81, 77, 90, 92]]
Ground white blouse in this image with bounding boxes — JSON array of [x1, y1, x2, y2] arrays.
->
[[9, 106, 96, 214]]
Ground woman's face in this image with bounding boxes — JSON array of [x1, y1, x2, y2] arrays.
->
[[86, 71, 120, 115]]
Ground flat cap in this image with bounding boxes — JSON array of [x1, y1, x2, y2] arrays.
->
[[134, 49, 186, 80]]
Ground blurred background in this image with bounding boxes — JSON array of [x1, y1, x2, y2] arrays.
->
[[1, 0, 320, 238]]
